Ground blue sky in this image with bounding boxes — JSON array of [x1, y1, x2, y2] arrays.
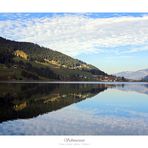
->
[[0, 13, 147, 20], [0, 13, 148, 74]]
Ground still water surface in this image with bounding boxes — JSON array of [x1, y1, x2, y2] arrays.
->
[[0, 82, 148, 135]]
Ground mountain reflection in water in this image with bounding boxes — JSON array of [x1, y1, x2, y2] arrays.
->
[[0, 83, 110, 123], [0, 83, 148, 135]]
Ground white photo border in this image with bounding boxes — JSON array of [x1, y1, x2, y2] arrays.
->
[[1, 0, 148, 148]]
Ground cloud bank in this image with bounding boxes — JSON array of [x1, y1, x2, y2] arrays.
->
[[0, 14, 148, 56]]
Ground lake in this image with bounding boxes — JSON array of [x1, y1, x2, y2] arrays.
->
[[0, 82, 148, 135]]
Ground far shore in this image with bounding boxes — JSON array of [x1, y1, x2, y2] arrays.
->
[[0, 80, 148, 84]]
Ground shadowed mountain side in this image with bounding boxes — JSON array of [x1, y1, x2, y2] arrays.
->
[[143, 75, 148, 82], [0, 83, 108, 123]]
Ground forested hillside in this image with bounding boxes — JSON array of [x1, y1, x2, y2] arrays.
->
[[0, 36, 108, 81]]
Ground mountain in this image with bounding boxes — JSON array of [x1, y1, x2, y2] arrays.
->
[[114, 69, 148, 80], [143, 75, 148, 82], [0, 36, 108, 81]]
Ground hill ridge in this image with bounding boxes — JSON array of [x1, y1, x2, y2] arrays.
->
[[0, 36, 109, 81]]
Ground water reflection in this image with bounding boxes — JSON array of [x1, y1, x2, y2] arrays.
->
[[0, 83, 148, 135], [0, 83, 109, 123], [117, 84, 148, 95]]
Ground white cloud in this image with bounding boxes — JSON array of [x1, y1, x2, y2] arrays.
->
[[1, 14, 148, 56]]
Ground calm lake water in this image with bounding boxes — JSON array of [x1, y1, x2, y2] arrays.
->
[[0, 82, 148, 135]]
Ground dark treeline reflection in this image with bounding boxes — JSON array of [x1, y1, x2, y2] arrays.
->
[[0, 83, 115, 123]]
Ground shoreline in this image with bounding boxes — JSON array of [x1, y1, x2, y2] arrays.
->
[[0, 81, 148, 84]]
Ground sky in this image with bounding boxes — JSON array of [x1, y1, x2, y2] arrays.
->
[[0, 13, 148, 74]]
